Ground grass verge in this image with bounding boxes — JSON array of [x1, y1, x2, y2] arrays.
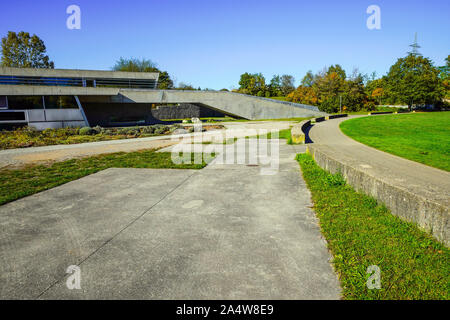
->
[[297, 153, 449, 300], [340, 112, 450, 171], [0, 150, 208, 206], [257, 128, 292, 144], [245, 129, 293, 143], [192, 129, 293, 145]]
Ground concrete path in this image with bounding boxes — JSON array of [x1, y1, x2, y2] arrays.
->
[[309, 115, 450, 208], [0, 121, 293, 168], [0, 140, 340, 299], [308, 115, 449, 242], [0, 138, 176, 169]]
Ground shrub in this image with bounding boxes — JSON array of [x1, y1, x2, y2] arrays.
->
[[126, 127, 140, 136], [23, 126, 40, 137], [79, 127, 94, 135], [141, 126, 155, 134], [325, 172, 346, 186], [154, 125, 169, 135], [92, 125, 103, 135], [116, 128, 129, 135], [167, 125, 181, 133]]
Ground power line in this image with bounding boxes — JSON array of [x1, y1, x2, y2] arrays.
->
[[408, 32, 421, 56]]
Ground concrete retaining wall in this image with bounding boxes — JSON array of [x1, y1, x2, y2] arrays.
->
[[151, 103, 227, 119], [118, 90, 327, 120], [306, 143, 449, 245]]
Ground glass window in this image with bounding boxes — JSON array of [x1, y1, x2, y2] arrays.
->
[[7, 96, 44, 109], [0, 96, 7, 109], [0, 111, 26, 121], [44, 96, 78, 109]]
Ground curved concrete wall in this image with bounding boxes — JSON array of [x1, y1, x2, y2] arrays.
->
[[117, 90, 326, 120], [151, 103, 228, 119]]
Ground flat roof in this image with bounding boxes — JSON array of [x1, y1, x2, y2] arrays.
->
[[0, 67, 159, 80]]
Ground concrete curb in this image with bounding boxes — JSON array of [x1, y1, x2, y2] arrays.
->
[[306, 145, 449, 245], [292, 112, 448, 244]]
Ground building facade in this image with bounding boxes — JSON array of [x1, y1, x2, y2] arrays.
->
[[0, 67, 159, 130], [0, 67, 325, 130]]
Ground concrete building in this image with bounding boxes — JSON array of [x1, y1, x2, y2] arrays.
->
[[0, 67, 325, 129]]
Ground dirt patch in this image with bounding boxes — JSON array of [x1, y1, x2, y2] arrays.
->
[[7, 139, 177, 169]]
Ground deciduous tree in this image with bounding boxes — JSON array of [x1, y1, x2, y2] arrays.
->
[[384, 54, 443, 110], [280, 74, 295, 96], [1, 31, 54, 68], [112, 57, 174, 89]]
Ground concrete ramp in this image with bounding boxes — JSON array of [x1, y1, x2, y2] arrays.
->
[[117, 90, 326, 120], [1, 84, 326, 122]]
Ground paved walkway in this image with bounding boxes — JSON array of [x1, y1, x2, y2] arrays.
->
[[0, 121, 293, 168], [308, 115, 449, 243], [0, 140, 340, 299], [309, 116, 449, 209]]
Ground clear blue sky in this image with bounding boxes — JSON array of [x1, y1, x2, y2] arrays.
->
[[1, 0, 449, 89]]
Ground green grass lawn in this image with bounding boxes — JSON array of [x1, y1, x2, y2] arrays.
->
[[192, 129, 294, 145], [0, 150, 208, 206], [253, 128, 292, 140], [297, 153, 449, 300], [246, 128, 293, 143], [340, 112, 450, 171], [268, 96, 288, 102]]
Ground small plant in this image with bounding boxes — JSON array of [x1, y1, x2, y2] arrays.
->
[[92, 125, 103, 135], [325, 172, 346, 186], [102, 128, 114, 135], [0, 123, 194, 150], [297, 153, 449, 300], [154, 125, 169, 135], [141, 126, 155, 134], [79, 127, 94, 135]]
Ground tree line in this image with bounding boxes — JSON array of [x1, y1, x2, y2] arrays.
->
[[1, 31, 449, 112], [236, 55, 449, 112], [235, 73, 295, 98]]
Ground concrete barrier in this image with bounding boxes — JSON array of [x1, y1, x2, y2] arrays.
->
[[328, 114, 348, 120], [314, 116, 326, 123], [369, 111, 394, 115], [291, 114, 347, 144], [307, 144, 449, 245]]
